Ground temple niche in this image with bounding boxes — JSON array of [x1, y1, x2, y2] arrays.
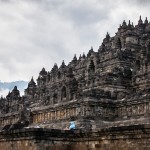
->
[[53, 93, 58, 104], [88, 60, 95, 74], [0, 16, 150, 130], [61, 86, 67, 101], [135, 60, 141, 71]]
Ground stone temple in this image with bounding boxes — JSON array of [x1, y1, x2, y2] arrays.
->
[[0, 16, 150, 132]]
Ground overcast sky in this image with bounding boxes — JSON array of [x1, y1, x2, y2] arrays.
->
[[0, 0, 149, 82]]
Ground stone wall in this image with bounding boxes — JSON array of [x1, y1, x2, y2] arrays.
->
[[0, 124, 150, 150], [0, 114, 19, 127]]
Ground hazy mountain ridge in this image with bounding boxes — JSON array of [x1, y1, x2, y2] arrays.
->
[[0, 81, 28, 97]]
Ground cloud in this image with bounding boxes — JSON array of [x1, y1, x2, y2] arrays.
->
[[0, 88, 9, 97], [0, 0, 149, 82], [134, 0, 150, 5]]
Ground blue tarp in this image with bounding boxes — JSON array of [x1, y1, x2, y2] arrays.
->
[[69, 121, 75, 130]]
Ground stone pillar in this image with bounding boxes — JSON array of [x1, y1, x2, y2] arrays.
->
[[66, 109, 69, 118], [34, 114, 36, 123], [45, 112, 48, 121], [146, 102, 149, 113], [60, 110, 64, 119], [65, 109, 67, 118], [54, 111, 56, 120], [42, 113, 45, 122], [37, 114, 39, 123], [38, 114, 40, 122], [48, 112, 51, 120], [40, 113, 43, 122], [51, 112, 54, 120], [57, 111, 60, 120]]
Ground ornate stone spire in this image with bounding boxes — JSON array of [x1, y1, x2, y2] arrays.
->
[[128, 20, 132, 29], [54, 63, 58, 69], [13, 86, 18, 91], [145, 17, 148, 24], [122, 20, 127, 28], [79, 54, 82, 60], [31, 76, 34, 83], [87, 47, 94, 57], [104, 32, 110, 42], [106, 32, 110, 39], [73, 54, 77, 62], [138, 16, 143, 25], [28, 77, 36, 87], [12, 86, 20, 97], [82, 53, 86, 59], [62, 60, 65, 65], [61, 60, 66, 68], [51, 63, 58, 72], [39, 67, 47, 76]]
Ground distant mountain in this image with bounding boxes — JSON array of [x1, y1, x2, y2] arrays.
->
[[0, 81, 28, 97]]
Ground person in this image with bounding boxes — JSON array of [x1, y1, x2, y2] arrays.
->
[[69, 121, 75, 130]]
